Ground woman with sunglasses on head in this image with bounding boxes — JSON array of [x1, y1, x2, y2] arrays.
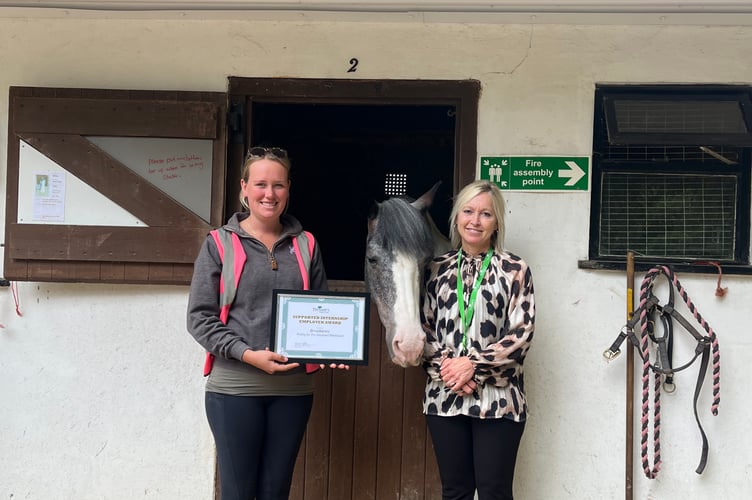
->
[[187, 147, 346, 500], [420, 180, 535, 500]]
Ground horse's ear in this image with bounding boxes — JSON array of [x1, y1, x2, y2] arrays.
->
[[367, 202, 379, 234], [412, 181, 442, 211]]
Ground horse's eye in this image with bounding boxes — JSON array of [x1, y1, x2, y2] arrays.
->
[[366, 256, 378, 265]]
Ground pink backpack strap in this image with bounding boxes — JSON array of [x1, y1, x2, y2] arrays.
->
[[204, 229, 246, 376], [292, 230, 315, 290], [292, 231, 320, 374]]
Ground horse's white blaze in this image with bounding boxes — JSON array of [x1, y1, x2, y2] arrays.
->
[[389, 252, 426, 366]]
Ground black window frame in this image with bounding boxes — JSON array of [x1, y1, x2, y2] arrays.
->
[[580, 84, 752, 274]]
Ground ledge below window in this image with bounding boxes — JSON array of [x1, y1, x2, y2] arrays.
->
[[578, 259, 752, 276]]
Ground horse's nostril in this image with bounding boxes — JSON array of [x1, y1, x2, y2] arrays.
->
[[393, 337, 423, 361]]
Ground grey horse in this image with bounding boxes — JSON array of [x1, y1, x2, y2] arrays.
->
[[364, 183, 451, 367]]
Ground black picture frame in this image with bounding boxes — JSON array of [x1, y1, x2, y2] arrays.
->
[[270, 289, 370, 365]]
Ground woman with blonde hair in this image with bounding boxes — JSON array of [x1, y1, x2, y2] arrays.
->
[[188, 147, 345, 500], [421, 180, 536, 500]]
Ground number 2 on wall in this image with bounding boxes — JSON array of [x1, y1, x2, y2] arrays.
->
[[348, 58, 358, 73]]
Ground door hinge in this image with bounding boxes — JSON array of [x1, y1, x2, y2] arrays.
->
[[227, 101, 245, 145]]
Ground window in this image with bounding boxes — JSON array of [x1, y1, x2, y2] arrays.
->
[[582, 85, 752, 273], [4, 87, 227, 284]]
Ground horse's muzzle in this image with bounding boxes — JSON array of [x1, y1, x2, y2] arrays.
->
[[391, 334, 425, 367]]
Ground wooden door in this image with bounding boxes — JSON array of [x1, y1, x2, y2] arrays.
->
[[291, 294, 442, 500]]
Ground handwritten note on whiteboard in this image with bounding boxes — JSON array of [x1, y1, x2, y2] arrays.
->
[[147, 153, 205, 181]]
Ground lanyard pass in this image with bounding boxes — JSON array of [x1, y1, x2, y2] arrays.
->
[[456, 249, 493, 354]]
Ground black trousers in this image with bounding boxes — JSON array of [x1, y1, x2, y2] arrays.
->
[[205, 392, 313, 500], [426, 414, 525, 500]]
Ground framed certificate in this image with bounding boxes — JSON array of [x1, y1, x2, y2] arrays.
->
[[270, 289, 370, 365]]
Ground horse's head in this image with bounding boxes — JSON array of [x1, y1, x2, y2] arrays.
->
[[365, 183, 450, 367]]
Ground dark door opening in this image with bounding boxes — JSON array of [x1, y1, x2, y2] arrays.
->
[[226, 77, 480, 285], [250, 102, 455, 281]]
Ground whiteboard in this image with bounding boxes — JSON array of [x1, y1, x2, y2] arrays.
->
[[88, 136, 213, 223], [17, 136, 214, 226]]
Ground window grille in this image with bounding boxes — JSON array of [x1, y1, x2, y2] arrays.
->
[[612, 100, 748, 135], [599, 172, 737, 260], [384, 172, 408, 196]]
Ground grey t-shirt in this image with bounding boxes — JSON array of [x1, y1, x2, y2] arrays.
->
[[206, 357, 314, 396]]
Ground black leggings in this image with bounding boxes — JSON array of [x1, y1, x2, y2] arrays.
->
[[205, 392, 313, 500], [426, 414, 525, 500]]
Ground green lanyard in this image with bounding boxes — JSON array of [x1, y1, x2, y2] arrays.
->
[[456, 249, 493, 354]]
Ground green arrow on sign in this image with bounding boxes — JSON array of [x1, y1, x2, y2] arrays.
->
[[479, 156, 590, 191]]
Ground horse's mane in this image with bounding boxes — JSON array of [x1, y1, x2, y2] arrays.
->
[[370, 197, 435, 257]]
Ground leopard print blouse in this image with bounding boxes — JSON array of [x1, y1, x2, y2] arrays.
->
[[421, 249, 535, 422]]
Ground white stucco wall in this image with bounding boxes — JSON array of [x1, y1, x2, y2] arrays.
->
[[1, 8, 751, 499]]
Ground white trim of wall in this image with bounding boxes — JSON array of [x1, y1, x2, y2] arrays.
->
[[2, 3, 752, 25], [2, 1, 752, 14]]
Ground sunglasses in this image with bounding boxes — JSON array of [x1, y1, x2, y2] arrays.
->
[[246, 147, 288, 160]]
